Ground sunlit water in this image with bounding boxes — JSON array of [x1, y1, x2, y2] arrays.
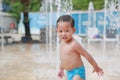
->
[[0, 40, 120, 80]]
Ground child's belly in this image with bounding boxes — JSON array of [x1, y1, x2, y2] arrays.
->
[[61, 57, 84, 70]]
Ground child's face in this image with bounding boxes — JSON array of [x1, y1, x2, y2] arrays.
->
[[56, 22, 75, 42]]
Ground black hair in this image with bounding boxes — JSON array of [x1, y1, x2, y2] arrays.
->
[[56, 15, 74, 28]]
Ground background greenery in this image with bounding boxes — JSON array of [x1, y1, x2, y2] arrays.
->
[[3, 0, 104, 22], [72, 0, 104, 10], [2, 0, 104, 41], [3, 0, 42, 23]]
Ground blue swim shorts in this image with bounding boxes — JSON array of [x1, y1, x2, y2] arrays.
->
[[66, 66, 86, 80]]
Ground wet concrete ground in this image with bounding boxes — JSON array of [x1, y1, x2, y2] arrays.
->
[[0, 41, 120, 80]]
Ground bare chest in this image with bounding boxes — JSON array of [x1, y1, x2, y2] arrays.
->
[[60, 45, 74, 55]]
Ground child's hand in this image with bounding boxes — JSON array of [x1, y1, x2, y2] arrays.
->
[[58, 69, 64, 79], [92, 66, 104, 77]]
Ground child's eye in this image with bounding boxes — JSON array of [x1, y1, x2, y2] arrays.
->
[[66, 30, 69, 32], [59, 30, 62, 33]]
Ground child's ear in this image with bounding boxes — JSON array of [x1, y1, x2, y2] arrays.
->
[[73, 28, 76, 33]]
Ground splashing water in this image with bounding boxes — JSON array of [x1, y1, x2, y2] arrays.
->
[[105, 0, 120, 29], [40, 0, 73, 12], [53, 0, 74, 74], [40, 0, 72, 70], [55, 0, 73, 12]]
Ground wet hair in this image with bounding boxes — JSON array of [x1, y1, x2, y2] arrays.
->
[[56, 15, 74, 28]]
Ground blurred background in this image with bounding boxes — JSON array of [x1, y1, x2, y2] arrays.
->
[[0, 0, 120, 80]]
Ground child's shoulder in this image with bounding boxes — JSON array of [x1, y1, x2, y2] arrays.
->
[[72, 39, 83, 48], [72, 39, 81, 47]]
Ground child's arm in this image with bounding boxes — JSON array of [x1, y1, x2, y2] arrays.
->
[[75, 43, 104, 76], [83, 52, 104, 76], [58, 63, 65, 78], [58, 68, 65, 78], [92, 66, 104, 77]]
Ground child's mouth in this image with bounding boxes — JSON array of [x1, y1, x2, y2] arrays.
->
[[62, 37, 67, 40]]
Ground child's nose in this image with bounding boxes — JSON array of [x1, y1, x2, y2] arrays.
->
[[62, 32, 66, 35]]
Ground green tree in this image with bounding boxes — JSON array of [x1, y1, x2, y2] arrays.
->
[[3, 0, 42, 42], [93, 0, 104, 10], [3, 0, 104, 42], [3, 0, 42, 23], [72, 0, 104, 10]]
